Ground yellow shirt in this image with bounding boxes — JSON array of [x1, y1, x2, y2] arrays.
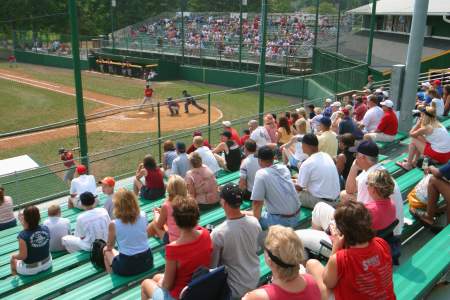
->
[[318, 130, 338, 158], [277, 127, 293, 144]]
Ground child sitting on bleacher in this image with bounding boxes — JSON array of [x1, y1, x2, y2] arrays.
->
[[11, 206, 52, 276], [43, 204, 70, 252], [0, 186, 16, 231], [99, 177, 116, 219]]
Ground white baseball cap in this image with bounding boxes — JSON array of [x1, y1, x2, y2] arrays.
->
[[325, 98, 332, 103], [421, 82, 431, 88], [380, 99, 394, 108], [222, 121, 232, 127], [375, 88, 382, 93], [331, 101, 341, 107], [382, 91, 389, 98]]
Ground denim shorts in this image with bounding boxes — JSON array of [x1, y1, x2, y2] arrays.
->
[[259, 210, 300, 230], [112, 249, 153, 276], [140, 187, 165, 201], [152, 287, 175, 300], [0, 219, 16, 231]]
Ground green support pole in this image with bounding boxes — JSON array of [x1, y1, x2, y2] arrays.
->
[[336, 0, 341, 53], [111, 0, 116, 50], [313, 0, 320, 47], [181, 1, 185, 65], [157, 102, 162, 163], [239, 0, 243, 71], [367, 0, 377, 65], [208, 93, 211, 143], [69, 0, 89, 168], [258, 0, 268, 125]]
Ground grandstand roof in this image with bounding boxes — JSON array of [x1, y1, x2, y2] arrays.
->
[[348, 0, 450, 16]]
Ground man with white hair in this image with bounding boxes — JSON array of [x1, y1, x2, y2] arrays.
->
[[330, 101, 341, 123], [249, 118, 277, 149], [222, 120, 241, 145], [364, 99, 398, 142], [323, 98, 333, 117], [359, 95, 383, 133]]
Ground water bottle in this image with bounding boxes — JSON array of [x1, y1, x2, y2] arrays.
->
[[422, 157, 429, 170]]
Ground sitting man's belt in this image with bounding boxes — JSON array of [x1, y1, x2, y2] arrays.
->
[[25, 256, 50, 268], [271, 206, 302, 218]]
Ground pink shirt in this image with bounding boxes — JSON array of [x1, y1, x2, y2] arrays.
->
[[185, 166, 219, 205], [365, 199, 397, 231], [0, 196, 15, 224], [162, 200, 179, 242], [261, 274, 321, 300]]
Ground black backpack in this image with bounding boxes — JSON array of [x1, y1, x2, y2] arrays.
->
[[90, 239, 107, 270]]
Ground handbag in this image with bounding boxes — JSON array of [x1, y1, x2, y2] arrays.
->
[[90, 239, 107, 270]]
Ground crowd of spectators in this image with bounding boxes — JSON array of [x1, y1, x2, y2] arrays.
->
[[2, 77, 449, 299]]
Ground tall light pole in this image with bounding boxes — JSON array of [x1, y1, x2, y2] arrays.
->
[[111, 0, 116, 50], [366, 0, 377, 65], [258, 0, 268, 125]]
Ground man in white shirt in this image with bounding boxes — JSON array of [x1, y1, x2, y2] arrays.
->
[[239, 139, 260, 200], [62, 192, 111, 253], [359, 95, 383, 133], [330, 101, 341, 123], [43, 204, 70, 252], [341, 140, 404, 236], [247, 146, 301, 230], [294, 133, 340, 209], [211, 183, 261, 299], [193, 136, 222, 175], [68, 165, 98, 210], [248, 119, 271, 149], [171, 142, 191, 178]]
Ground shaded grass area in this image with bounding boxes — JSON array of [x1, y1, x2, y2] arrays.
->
[[0, 78, 102, 133]]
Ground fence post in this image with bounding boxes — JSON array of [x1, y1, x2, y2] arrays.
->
[[313, 0, 320, 47], [157, 102, 162, 163], [336, 1, 341, 53], [302, 76, 305, 105], [258, 0, 268, 125], [239, 0, 243, 72], [208, 93, 211, 143], [367, 0, 377, 65]]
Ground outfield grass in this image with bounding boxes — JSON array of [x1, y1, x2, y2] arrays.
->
[[0, 78, 102, 133]]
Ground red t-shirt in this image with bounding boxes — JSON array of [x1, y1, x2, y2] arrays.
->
[[61, 152, 75, 168], [144, 168, 164, 189], [365, 199, 397, 231], [376, 109, 398, 136], [186, 140, 212, 154], [354, 103, 367, 122], [334, 237, 395, 300], [228, 127, 241, 146], [144, 87, 153, 97], [240, 134, 250, 146], [166, 227, 212, 299], [262, 274, 321, 300]]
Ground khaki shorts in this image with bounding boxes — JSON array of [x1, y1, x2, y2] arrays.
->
[[365, 132, 395, 142]]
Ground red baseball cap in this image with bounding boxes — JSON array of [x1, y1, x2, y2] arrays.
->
[[433, 79, 441, 85], [76, 165, 87, 175], [98, 176, 115, 187], [341, 108, 350, 116]]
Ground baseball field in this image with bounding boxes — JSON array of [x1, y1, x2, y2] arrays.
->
[[0, 61, 297, 205]]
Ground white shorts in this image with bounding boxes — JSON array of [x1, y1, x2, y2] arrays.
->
[[365, 132, 395, 142], [16, 256, 52, 275], [61, 235, 91, 253], [143, 96, 153, 104]]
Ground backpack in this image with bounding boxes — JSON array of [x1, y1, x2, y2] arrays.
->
[[90, 239, 107, 270], [180, 266, 230, 300]]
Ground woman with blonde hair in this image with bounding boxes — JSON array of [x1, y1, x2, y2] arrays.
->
[[397, 105, 450, 170], [295, 107, 312, 133], [281, 119, 308, 169], [103, 188, 153, 276], [243, 225, 321, 300], [147, 175, 187, 243]]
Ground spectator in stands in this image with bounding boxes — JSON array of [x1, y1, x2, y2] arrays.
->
[[68, 165, 98, 210], [429, 89, 445, 117], [432, 79, 443, 98], [330, 102, 341, 123], [186, 130, 212, 154], [281, 123, 309, 170], [276, 116, 293, 146], [317, 117, 338, 158], [354, 96, 367, 122], [141, 197, 212, 300], [310, 107, 323, 133], [243, 225, 321, 300], [306, 202, 396, 300], [162, 140, 177, 177], [0, 186, 16, 230], [364, 74, 374, 91], [185, 152, 219, 206], [264, 114, 278, 143], [443, 85, 450, 116], [239, 139, 260, 200], [212, 131, 242, 172], [295, 107, 312, 133], [59, 148, 75, 185], [398, 106, 450, 170], [10, 206, 52, 276], [341, 141, 404, 236], [323, 98, 333, 117], [307, 104, 316, 119], [171, 142, 190, 178], [249, 119, 275, 149], [335, 133, 356, 185], [97, 177, 115, 219], [62, 192, 110, 253], [133, 155, 166, 201], [222, 121, 241, 146], [193, 136, 222, 174], [294, 133, 340, 209], [240, 129, 251, 146], [338, 108, 358, 137], [211, 183, 262, 299], [247, 146, 300, 229], [358, 95, 383, 133], [43, 204, 70, 252], [103, 189, 153, 276], [364, 100, 398, 142], [147, 175, 186, 243], [410, 162, 450, 231]]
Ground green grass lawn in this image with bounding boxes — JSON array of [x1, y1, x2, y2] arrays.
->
[[0, 78, 102, 133]]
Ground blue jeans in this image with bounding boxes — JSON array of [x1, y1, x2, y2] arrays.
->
[[152, 287, 175, 300], [259, 210, 300, 230], [0, 219, 16, 231]]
